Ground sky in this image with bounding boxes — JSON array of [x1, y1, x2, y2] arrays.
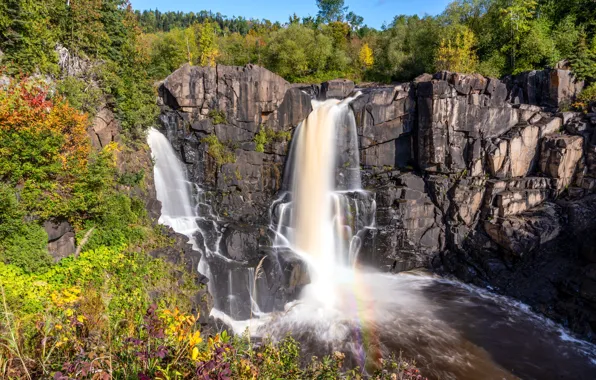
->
[[130, 0, 453, 29]]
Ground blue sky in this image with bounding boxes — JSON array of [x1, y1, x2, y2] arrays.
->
[[130, 0, 453, 29]]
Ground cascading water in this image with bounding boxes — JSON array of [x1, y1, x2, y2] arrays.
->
[[147, 128, 200, 245], [279, 96, 373, 308], [149, 97, 596, 379]]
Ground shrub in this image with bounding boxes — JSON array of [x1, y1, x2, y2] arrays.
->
[[254, 125, 292, 153], [0, 77, 91, 185], [201, 134, 236, 166], [573, 83, 596, 111], [208, 109, 227, 125], [0, 184, 52, 274], [55, 77, 103, 116]]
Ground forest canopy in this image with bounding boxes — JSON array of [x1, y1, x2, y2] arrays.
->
[[1, 0, 595, 86], [132, 0, 596, 83]]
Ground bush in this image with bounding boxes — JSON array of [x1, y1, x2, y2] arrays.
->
[[201, 134, 236, 166], [208, 109, 227, 125], [0, 184, 52, 274], [0, 78, 90, 185], [254, 125, 292, 153], [574, 83, 596, 111], [55, 77, 104, 116]]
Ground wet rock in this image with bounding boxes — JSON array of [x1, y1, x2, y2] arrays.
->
[[220, 225, 262, 262], [191, 118, 214, 133], [372, 173, 443, 271]]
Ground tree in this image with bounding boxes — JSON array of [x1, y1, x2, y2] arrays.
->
[[571, 33, 596, 80], [500, 0, 538, 72], [359, 43, 374, 69], [69, 0, 110, 56], [316, 0, 347, 23], [195, 21, 220, 67], [265, 23, 332, 81], [346, 11, 364, 31], [435, 26, 479, 73]]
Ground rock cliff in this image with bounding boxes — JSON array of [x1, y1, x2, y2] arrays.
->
[[156, 63, 596, 341]]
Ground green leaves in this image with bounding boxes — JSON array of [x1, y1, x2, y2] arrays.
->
[[0, 184, 52, 274]]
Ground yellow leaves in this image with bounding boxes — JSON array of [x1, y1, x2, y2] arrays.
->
[[55, 336, 69, 348], [189, 331, 203, 347], [195, 21, 220, 67], [160, 307, 204, 360], [435, 26, 478, 73], [102, 141, 121, 167], [359, 43, 374, 69], [51, 286, 81, 307]]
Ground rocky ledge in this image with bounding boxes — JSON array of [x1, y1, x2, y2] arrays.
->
[[156, 63, 596, 341]]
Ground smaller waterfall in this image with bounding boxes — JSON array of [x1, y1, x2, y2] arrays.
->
[[148, 127, 261, 320], [147, 128, 200, 245]]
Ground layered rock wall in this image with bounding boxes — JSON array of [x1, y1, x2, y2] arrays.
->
[[157, 64, 596, 340]]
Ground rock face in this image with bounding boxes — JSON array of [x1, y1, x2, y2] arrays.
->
[[89, 108, 120, 149], [44, 220, 76, 262], [157, 64, 596, 340]]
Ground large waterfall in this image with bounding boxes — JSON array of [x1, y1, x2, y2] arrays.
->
[[149, 100, 596, 379], [275, 96, 373, 309]]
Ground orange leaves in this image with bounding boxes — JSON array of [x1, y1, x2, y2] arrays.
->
[[0, 77, 91, 182]]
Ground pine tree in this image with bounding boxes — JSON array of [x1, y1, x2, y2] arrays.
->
[[570, 33, 596, 81]]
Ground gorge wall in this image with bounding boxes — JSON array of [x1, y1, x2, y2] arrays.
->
[[156, 63, 596, 341]]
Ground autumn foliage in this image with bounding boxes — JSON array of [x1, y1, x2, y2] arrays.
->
[[0, 77, 90, 183]]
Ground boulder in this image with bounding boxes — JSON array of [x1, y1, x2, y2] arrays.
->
[[484, 203, 561, 254], [486, 125, 540, 178], [506, 68, 584, 107], [47, 233, 76, 262], [44, 220, 75, 261], [484, 177, 554, 218], [89, 108, 119, 148]]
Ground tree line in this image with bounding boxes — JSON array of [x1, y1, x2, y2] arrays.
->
[[137, 0, 596, 83], [1, 0, 595, 121]]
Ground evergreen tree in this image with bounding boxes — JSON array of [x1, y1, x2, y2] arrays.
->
[[571, 33, 596, 80], [316, 0, 347, 23]]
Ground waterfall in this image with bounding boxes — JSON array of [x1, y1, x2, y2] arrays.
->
[[149, 104, 596, 380], [147, 128, 200, 245], [273, 96, 375, 308]]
